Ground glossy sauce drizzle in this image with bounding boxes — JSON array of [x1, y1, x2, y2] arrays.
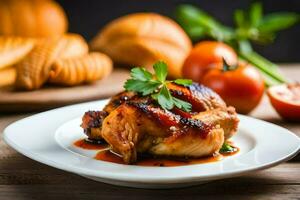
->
[[73, 138, 109, 150], [74, 138, 239, 167]]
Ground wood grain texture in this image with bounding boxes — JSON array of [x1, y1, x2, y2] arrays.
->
[[0, 65, 299, 200], [0, 68, 130, 112]]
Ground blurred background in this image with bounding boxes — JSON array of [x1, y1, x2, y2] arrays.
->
[[0, 0, 299, 114], [57, 0, 300, 62]]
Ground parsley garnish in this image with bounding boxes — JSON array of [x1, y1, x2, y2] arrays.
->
[[124, 61, 193, 112], [220, 142, 235, 153]]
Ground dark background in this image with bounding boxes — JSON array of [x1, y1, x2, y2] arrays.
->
[[57, 0, 300, 62]]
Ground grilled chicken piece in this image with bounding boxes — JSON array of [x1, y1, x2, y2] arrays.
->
[[81, 92, 135, 140], [101, 102, 224, 163], [81, 83, 239, 164], [82, 84, 236, 141], [193, 107, 238, 139], [81, 111, 108, 140]]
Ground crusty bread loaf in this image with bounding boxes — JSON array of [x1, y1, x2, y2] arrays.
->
[[90, 13, 192, 78]]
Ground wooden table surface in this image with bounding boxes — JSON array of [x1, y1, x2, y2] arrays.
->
[[1, 65, 299, 200]]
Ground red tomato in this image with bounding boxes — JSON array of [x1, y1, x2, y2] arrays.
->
[[202, 63, 265, 114], [182, 41, 238, 83], [267, 83, 300, 121]]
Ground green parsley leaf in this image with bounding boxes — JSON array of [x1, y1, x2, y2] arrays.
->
[[141, 81, 161, 95], [173, 97, 192, 112], [124, 79, 160, 96], [124, 79, 149, 92], [153, 61, 168, 82], [131, 67, 152, 81], [158, 85, 174, 110], [123, 61, 193, 112], [151, 93, 159, 100], [174, 79, 193, 86], [220, 142, 234, 153]]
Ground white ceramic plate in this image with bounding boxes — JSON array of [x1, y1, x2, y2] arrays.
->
[[3, 100, 300, 189]]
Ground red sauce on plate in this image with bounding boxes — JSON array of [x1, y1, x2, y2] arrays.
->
[[74, 138, 239, 167], [94, 150, 124, 164], [73, 138, 109, 150]]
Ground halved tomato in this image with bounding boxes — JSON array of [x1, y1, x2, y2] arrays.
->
[[267, 83, 300, 121]]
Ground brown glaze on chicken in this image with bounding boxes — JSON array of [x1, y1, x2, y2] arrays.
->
[[81, 83, 239, 164], [81, 111, 108, 140], [168, 83, 226, 111]]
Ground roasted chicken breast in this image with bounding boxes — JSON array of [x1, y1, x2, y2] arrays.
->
[[81, 83, 239, 164]]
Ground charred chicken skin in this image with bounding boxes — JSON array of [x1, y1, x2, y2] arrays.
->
[[81, 83, 239, 164]]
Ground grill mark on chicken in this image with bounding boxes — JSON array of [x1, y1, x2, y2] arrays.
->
[[81, 111, 108, 139], [169, 83, 226, 112], [103, 91, 136, 113], [127, 101, 213, 139], [112, 94, 131, 107]]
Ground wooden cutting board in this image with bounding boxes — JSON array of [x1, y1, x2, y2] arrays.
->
[[0, 68, 130, 113]]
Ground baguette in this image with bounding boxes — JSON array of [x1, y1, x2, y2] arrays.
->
[[90, 13, 191, 78]]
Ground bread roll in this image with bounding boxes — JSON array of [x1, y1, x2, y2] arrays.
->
[[0, 67, 16, 87], [60, 33, 89, 59], [15, 34, 90, 90], [49, 52, 112, 86], [0, 36, 35, 70], [90, 13, 192, 78], [0, 0, 68, 38], [15, 37, 68, 90]]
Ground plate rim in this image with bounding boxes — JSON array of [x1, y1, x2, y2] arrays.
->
[[3, 100, 300, 184]]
